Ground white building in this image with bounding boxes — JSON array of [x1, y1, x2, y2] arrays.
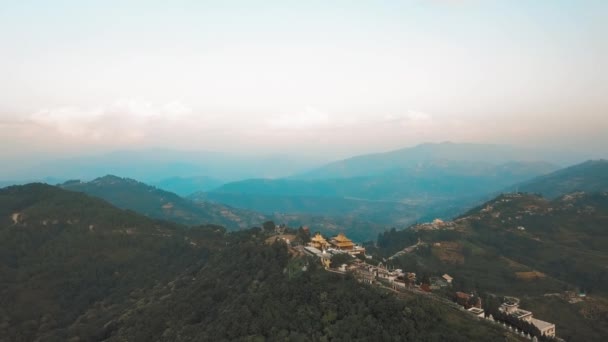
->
[[499, 299, 555, 338]]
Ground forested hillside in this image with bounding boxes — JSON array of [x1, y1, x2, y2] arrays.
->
[[0, 183, 221, 341], [517, 160, 608, 198], [371, 191, 608, 341], [0, 184, 510, 341], [60, 175, 268, 230], [59, 175, 387, 241]]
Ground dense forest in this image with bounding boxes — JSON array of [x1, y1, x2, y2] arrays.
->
[[0, 184, 510, 341], [59, 175, 269, 229]]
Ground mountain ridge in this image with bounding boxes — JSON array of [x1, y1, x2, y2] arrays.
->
[[60, 175, 269, 230], [293, 142, 563, 180], [516, 159, 608, 198]]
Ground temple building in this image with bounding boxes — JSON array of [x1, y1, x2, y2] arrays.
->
[[330, 233, 366, 255], [309, 233, 329, 250], [330, 233, 355, 251]]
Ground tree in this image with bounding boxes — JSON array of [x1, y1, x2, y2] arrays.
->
[[330, 253, 353, 268], [262, 221, 276, 233]]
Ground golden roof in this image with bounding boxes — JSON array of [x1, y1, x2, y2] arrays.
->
[[333, 241, 355, 247], [311, 233, 328, 243], [333, 233, 352, 243]]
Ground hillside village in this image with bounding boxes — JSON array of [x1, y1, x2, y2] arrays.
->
[[268, 224, 560, 341]]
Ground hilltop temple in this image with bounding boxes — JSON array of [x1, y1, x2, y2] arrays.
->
[[330, 233, 355, 251], [307, 232, 365, 256], [330, 233, 366, 255], [309, 233, 329, 250]]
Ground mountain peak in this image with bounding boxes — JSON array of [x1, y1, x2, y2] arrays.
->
[[90, 175, 142, 186]]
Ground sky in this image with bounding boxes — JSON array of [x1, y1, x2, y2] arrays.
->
[[1, 0, 607, 162]]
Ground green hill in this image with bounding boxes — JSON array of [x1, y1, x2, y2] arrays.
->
[[58, 175, 390, 241], [518, 160, 608, 198], [0, 183, 224, 341], [0, 184, 510, 341], [151, 175, 225, 196], [372, 191, 608, 341], [60, 175, 269, 230]]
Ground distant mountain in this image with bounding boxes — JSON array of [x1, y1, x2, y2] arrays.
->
[[517, 160, 608, 198], [60, 175, 268, 230], [201, 159, 556, 239], [151, 176, 225, 196], [214, 160, 556, 202], [294, 142, 564, 180], [0, 177, 66, 189], [3, 149, 323, 183]]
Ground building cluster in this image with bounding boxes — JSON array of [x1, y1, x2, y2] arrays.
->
[[413, 218, 457, 231], [293, 227, 558, 340], [302, 232, 366, 267], [348, 262, 418, 288], [450, 295, 556, 339], [430, 274, 453, 290], [498, 298, 556, 337], [308, 232, 366, 255]]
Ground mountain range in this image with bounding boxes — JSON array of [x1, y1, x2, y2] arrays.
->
[[2, 152, 608, 340], [196, 143, 559, 238], [293, 142, 563, 180], [4, 143, 607, 242], [58, 175, 388, 241], [1, 149, 325, 184]]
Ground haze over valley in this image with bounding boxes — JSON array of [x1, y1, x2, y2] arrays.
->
[[1, 1, 607, 341]]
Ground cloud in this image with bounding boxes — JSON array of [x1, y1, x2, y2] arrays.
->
[[267, 107, 331, 129], [381, 110, 433, 126], [28, 100, 194, 142], [406, 110, 433, 122]]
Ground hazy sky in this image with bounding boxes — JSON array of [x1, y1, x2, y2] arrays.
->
[[1, 0, 607, 160]]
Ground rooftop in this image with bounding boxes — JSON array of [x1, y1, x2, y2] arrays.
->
[[512, 309, 532, 318], [332, 233, 353, 243], [531, 318, 555, 331], [456, 292, 470, 300], [311, 233, 328, 243]]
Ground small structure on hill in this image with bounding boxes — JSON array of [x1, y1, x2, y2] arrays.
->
[[499, 298, 555, 337], [499, 299, 532, 321], [309, 233, 329, 250], [455, 292, 482, 309], [303, 246, 332, 268], [468, 307, 485, 318]]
